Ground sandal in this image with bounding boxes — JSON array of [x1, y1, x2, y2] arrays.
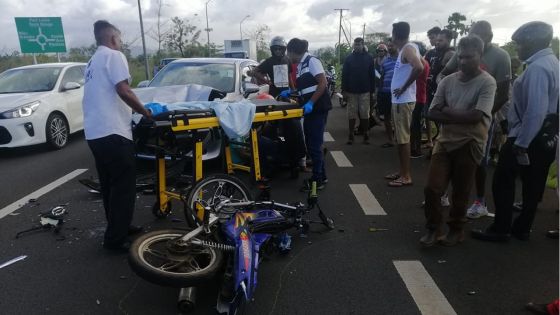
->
[[384, 173, 400, 180], [388, 177, 413, 187], [381, 142, 395, 148]]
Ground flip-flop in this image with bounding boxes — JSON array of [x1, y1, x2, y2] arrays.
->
[[388, 178, 413, 187], [381, 143, 395, 148], [384, 173, 400, 180]]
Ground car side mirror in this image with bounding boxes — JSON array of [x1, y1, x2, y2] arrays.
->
[[243, 82, 260, 97], [137, 80, 150, 88], [62, 82, 81, 91]]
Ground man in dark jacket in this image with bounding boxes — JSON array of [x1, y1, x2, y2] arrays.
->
[[341, 37, 376, 144]]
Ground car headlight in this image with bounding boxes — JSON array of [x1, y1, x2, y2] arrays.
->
[[0, 101, 40, 119]]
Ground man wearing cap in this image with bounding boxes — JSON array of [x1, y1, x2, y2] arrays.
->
[[472, 21, 559, 242]]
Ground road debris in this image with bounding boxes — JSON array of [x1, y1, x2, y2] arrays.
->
[[468, 291, 477, 295], [368, 228, 388, 232], [437, 260, 447, 264], [0, 255, 27, 269]]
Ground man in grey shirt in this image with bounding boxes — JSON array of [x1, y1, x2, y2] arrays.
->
[[421, 35, 496, 247], [439, 21, 511, 219], [472, 21, 559, 242]]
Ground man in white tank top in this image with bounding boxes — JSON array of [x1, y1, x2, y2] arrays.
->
[[385, 22, 424, 187]]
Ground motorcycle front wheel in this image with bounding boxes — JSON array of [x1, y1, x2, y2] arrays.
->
[[129, 229, 224, 287], [185, 174, 253, 227]]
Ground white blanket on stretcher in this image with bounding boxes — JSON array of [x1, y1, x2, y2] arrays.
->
[[133, 84, 256, 139], [166, 100, 256, 140]]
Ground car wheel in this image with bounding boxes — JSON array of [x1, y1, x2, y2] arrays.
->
[[46, 113, 69, 149]]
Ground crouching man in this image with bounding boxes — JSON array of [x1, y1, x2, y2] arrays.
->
[[420, 35, 496, 247]]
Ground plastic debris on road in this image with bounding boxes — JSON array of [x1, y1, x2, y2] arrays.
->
[[0, 255, 27, 269]]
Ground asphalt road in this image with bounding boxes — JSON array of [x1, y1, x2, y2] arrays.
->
[[0, 102, 558, 315]]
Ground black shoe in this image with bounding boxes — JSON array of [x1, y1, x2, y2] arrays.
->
[[471, 228, 510, 242], [103, 241, 131, 253], [546, 229, 559, 239], [128, 225, 144, 235], [411, 151, 424, 159]]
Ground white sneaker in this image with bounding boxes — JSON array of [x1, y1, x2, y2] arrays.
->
[[440, 194, 450, 207], [466, 201, 489, 219]]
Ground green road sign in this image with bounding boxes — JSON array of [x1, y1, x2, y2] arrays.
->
[[15, 17, 66, 53]]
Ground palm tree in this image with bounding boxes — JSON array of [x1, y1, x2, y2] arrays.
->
[[445, 12, 467, 47]]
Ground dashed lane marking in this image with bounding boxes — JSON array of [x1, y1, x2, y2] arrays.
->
[[330, 151, 353, 167], [349, 184, 386, 215], [393, 260, 457, 315], [0, 169, 88, 220], [323, 131, 335, 142]]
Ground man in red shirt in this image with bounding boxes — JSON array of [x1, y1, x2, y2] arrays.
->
[[411, 43, 430, 158]]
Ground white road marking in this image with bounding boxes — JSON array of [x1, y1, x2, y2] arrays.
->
[[0, 169, 88, 220], [330, 151, 353, 167], [349, 184, 386, 215], [393, 260, 457, 315], [323, 132, 335, 142]]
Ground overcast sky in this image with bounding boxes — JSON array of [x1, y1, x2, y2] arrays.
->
[[1, 0, 558, 54]]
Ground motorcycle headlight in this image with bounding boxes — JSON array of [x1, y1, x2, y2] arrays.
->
[[0, 101, 40, 119]]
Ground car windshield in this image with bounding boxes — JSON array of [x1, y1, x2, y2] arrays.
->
[[149, 62, 236, 93], [0, 67, 62, 93]]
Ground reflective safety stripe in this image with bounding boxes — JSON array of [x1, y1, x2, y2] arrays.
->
[[299, 85, 317, 95]]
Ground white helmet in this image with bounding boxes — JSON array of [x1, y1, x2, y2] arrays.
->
[[270, 36, 286, 48]]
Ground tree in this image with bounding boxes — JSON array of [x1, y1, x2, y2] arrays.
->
[[316, 46, 336, 65], [445, 12, 467, 47], [248, 24, 271, 61], [500, 41, 517, 58], [147, 0, 170, 57], [165, 17, 201, 57], [365, 32, 391, 45], [335, 43, 351, 64]]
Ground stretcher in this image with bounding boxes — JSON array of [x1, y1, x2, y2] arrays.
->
[[134, 99, 302, 217]]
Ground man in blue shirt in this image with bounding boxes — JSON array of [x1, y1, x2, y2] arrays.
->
[[472, 21, 559, 242], [378, 40, 398, 148]]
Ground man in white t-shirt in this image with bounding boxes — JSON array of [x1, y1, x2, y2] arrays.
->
[[82, 20, 151, 253], [385, 21, 424, 187]]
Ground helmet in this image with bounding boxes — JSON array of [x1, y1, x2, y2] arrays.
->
[[270, 36, 286, 48], [376, 44, 388, 51]]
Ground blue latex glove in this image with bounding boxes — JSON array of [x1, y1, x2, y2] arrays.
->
[[144, 102, 168, 116], [303, 100, 314, 115], [278, 89, 292, 98]]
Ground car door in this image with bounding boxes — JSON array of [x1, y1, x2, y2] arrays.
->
[[58, 65, 85, 132]]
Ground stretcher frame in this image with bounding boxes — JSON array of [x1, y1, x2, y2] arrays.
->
[[147, 102, 302, 217]]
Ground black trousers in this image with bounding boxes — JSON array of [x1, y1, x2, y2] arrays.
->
[[491, 138, 556, 234], [87, 134, 136, 246]]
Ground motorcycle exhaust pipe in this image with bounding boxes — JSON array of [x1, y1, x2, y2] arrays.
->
[[177, 287, 197, 313]]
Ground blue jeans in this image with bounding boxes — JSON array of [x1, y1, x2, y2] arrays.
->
[[303, 112, 328, 181]]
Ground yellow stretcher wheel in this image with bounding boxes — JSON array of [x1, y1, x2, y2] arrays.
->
[[152, 201, 172, 218]]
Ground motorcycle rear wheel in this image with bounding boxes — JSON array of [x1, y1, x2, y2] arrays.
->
[[129, 229, 224, 287]]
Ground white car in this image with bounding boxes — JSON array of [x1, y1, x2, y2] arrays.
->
[[0, 62, 86, 149], [137, 58, 266, 100], [134, 58, 269, 161]]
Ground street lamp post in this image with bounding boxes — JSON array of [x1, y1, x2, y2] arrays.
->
[[239, 15, 250, 40], [205, 0, 213, 57], [137, 0, 150, 80]]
